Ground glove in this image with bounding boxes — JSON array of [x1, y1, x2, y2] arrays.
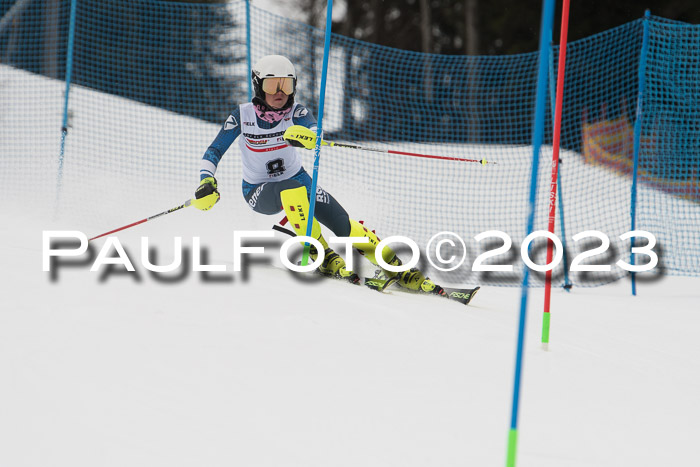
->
[[193, 177, 220, 211]]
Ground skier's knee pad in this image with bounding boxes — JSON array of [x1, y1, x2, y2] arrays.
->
[[349, 219, 396, 265], [280, 186, 324, 244]]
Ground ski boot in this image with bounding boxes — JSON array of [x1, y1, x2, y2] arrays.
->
[[348, 219, 442, 294], [385, 256, 446, 296], [309, 245, 360, 283], [280, 186, 359, 283], [368, 254, 444, 295]]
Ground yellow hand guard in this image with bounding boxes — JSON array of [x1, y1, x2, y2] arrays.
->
[[284, 125, 330, 150], [193, 177, 220, 211]]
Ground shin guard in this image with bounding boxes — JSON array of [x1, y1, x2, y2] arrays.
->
[[348, 219, 397, 266], [280, 186, 328, 249]]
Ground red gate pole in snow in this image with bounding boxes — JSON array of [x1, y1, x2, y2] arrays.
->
[[542, 0, 571, 350]]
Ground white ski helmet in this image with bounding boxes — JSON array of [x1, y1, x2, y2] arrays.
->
[[251, 55, 297, 110]]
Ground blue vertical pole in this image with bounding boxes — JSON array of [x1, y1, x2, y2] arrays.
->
[[56, 0, 78, 205], [506, 0, 556, 465], [301, 0, 333, 263], [245, 0, 252, 101], [630, 10, 651, 296]]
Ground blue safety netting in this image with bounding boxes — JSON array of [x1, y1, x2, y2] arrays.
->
[[1, 0, 697, 286]]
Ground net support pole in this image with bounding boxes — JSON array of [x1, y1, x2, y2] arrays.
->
[[0, 0, 33, 36], [506, 0, 556, 465], [56, 0, 78, 210], [630, 10, 651, 296], [542, 0, 571, 348], [301, 0, 333, 265], [245, 0, 252, 101]]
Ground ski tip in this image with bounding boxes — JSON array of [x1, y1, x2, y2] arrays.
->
[[466, 286, 480, 305], [443, 286, 480, 305]]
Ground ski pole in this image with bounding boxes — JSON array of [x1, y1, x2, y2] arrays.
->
[[283, 125, 497, 165], [88, 199, 193, 241]]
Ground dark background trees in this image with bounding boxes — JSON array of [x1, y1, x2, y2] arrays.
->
[[0, 0, 245, 123], [318, 0, 699, 55], [4, 0, 694, 128]]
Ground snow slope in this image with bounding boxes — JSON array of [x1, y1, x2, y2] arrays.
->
[[0, 205, 698, 467]]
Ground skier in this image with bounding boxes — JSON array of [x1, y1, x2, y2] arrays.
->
[[192, 54, 440, 294]]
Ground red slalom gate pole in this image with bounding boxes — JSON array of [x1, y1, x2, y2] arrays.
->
[[542, 0, 571, 350], [88, 199, 193, 241]]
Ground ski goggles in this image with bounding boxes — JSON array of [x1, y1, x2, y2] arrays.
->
[[261, 77, 295, 95]]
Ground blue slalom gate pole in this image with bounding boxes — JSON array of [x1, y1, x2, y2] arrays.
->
[[506, 0, 556, 465], [301, 0, 334, 264], [56, 0, 78, 210], [630, 10, 651, 296]]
